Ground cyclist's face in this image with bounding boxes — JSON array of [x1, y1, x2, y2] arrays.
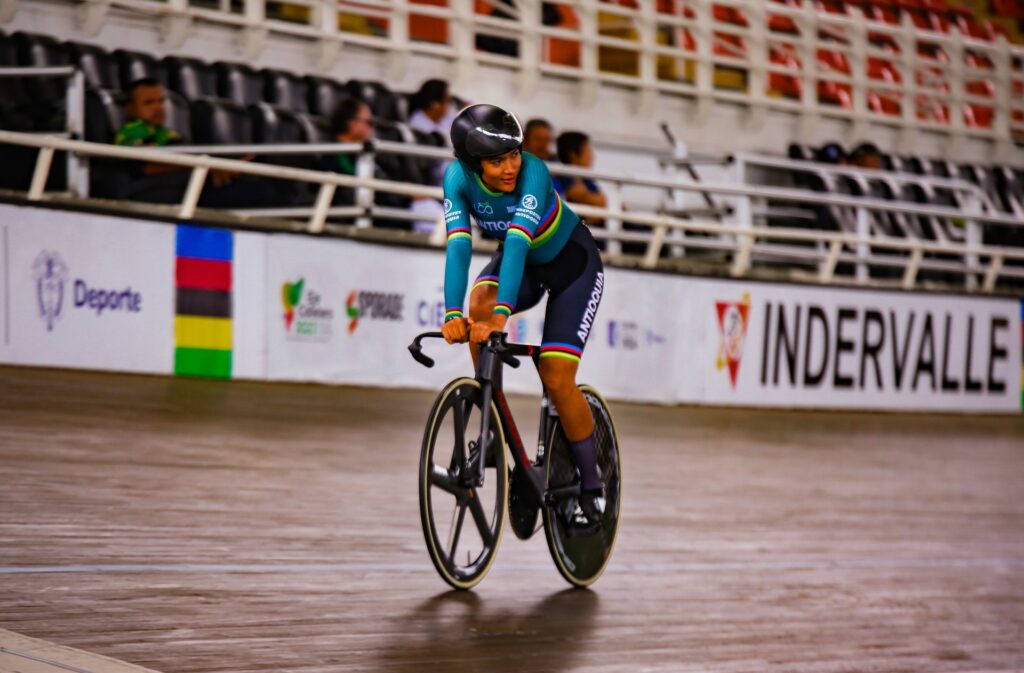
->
[[479, 148, 522, 193]]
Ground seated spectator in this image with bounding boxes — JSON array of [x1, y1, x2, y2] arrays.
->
[[554, 130, 620, 250], [554, 131, 607, 219], [849, 142, 885, 170], [113, 78, 276, 207], [816, 142, 847, 165], [522, 118, 554, 160], [407, 79, 458, 136], [321, 97, 415, 229]]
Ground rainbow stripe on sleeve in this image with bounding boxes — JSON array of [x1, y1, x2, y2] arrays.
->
[[472, 275, 500, 291], [494, 302, 514, 317], [507, 224, 533, 245], [444, 308, 464, 322], [447, 227, 472, 243], [531, 195, 562, 248], [540, 342, 583, 363]]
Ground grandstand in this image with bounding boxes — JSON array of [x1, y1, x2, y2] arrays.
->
[[1, 0, 1023, 292]]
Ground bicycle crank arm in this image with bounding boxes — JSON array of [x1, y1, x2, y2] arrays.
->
[[543, 482, 582, 507]]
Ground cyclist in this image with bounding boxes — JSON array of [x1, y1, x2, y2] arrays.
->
[[439, 104, 606, 522]]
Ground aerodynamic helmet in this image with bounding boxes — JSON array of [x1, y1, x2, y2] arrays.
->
[[450, 103, 524, 172]]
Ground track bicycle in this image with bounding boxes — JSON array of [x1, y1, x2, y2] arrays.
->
[[408, 330, 621, 590]]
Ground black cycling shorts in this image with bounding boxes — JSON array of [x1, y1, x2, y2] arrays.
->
[[473, 224, 604, 363]]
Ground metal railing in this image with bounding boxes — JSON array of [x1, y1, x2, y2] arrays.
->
[[1, 128, 1023, 294], [75, 0, 1024, 143]]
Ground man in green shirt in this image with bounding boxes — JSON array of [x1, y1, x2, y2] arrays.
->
[[111, 78, 265, 206], [114, 78, 180, 150]]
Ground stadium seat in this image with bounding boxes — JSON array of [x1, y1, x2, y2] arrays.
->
[[215, 62, 265, 106], [306, 75, 347, 117], [67, 42, 119, 90], [113, 49, 168, 89], [164, 56, 219, 100], [84, 87, 125, 143], [345, 80, 404, 122], [164, 89, 192, 143], [249, 102, 305, 145], [12, 32, 71, 103], [0, 31, 32, 131], [191, 98, 254, 144], [248, 102, 313, 205], [296, 112, 333, 143], [263, 69, 309, 114], [374, 119, 426, 185]]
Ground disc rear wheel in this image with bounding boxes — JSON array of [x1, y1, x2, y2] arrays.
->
[[542, 384, 621, 587]]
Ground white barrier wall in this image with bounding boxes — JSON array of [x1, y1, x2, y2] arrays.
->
[[1, 203, 1020, 413]]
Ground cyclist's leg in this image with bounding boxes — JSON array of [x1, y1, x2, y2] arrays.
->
[[537, 225, 604, 494]]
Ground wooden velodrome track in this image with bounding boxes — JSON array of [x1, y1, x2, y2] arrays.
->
[[1, 365, 1022, 673]]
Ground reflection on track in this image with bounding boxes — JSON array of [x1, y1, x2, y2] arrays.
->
[[378, 590, 599, 673]]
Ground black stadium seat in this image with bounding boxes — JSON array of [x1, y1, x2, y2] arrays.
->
[[215, 62, 265, 106], [113, 49, 168, 89], [297, 113, 332, 143], [249, 102, 304, 145], [164, 89, 192, 143], [374, 120, 425, 185], [0, 31, 32, 131], [191, 98, 253, 144], [12, 32, 71, 104], [165, 56, 218, 100], [306, 75, 346, 117], [249, 102, 312, 204], [263, 69, 309, 114], [345, 79, 403, 122], [85, 87, 125, 143], [67, 42, 119, 90]]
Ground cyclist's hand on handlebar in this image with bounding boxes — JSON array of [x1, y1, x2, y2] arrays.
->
[[442, 317, 470, 344], [470, 314, 508, 343]]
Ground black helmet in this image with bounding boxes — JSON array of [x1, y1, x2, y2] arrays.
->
[[450, 104, 523, 172]]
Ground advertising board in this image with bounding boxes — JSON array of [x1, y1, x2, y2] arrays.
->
[[0, 203, 174, 374]]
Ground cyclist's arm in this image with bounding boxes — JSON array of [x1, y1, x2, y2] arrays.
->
[[492, 155, 548, 320], [442, 164, 473, 323]]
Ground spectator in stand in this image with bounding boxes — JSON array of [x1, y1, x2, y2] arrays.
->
[[554, 130, 607, 221], [816, 142, 847, 165], [522, 118, 554, 160], [849, 142, 885, 170], [321, 97, 413, 229], [406, 80, 459, 231], [113, 78, 274, 207], [554, 130, 618, 250], [407, 79, 458, 136]]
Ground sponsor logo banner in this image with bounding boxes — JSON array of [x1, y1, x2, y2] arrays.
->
[[1, 203, 174, 373], [691, 280, 1020, 412]]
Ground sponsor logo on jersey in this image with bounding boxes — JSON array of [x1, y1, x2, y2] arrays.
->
[[576, 271, 604, 343]]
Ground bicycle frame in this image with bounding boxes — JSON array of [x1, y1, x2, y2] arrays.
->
[[408, 331, 580, 507]]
